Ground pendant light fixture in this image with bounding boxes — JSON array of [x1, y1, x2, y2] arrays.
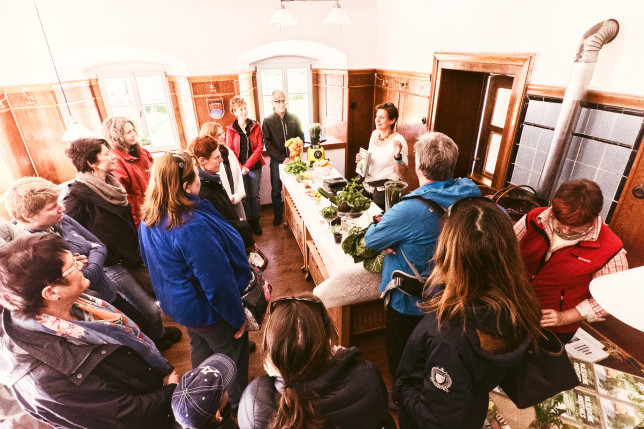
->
[[34, 0, 94, 142], [269, 0, 351, 27]]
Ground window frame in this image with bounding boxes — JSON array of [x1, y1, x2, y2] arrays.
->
[[97, 71, 180, 151]]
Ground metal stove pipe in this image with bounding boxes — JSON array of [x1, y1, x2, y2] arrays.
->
[[536, 19, 619, 200]]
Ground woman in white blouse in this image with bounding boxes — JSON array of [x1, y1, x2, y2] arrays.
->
[[200, 122, 246, 220], [356, 102, 408, 183]]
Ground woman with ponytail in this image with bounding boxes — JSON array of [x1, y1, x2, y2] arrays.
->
[[393, 197, 543, 429], [238, 293, 395, 429]]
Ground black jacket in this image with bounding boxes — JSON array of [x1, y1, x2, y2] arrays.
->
[[0, 308, 175, 429], [63, 180, 143, 267], [238, 347, 395, 429], [198, 169, 254, 248], [393, 305, 532, 429], [262, 111, 304, 163]]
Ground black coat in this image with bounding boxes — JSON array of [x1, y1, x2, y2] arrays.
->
[[262, 111, 304, 163], [238, 347, 396, 429], [393, 305, 532, 429], [0, 308, 175, 429], [63, 180, 143, 267]]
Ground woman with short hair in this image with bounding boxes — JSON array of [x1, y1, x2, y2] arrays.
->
[[226, 96, 265, 235], [103, 116, 154, 227], [0, 233, 178, 429], [62, 137, 181, 351], [394, 198, 543, 429], [139, 152, 251, 410], [238, 293, 396, 429], [200, 121, 246, 220]]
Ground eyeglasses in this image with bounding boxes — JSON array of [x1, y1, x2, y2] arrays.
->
[[61, 259, 83, 278], [272, 99, 286, 104], [269, 296, 324, 314], [446, 196, 499, 217]]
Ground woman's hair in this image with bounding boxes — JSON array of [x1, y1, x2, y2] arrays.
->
[[0, 233, 70, 317], [229, 96, 246, 115], [552, 179, 603, 226], [5, 177, 60, 222], [103, 116, 139, 153], [376, 102, 399, 130], [140, 152, 197, 229], [421, 198, 542, 344], [65, 138, 110, 173], [263, 293, 337, 429], [199, 122, 224, 139], [187, 135, 219, 161]]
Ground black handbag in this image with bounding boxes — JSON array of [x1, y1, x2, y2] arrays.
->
[[499, 329, 580, 409], [241, 266, 272, 331], [491, 185, 547, 222]]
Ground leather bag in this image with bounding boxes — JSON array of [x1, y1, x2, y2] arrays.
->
[[241, 266, 272, 331], [499, 329, 580, 409]]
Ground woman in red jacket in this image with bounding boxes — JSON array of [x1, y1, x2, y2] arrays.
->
[[226, 96, 265, 235], [103, 116, 154, 227]]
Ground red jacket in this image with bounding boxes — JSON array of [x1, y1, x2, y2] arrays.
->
[[111, 146, 153, 227], [226, 120, 265, 170], [519, 207, 623, 333]]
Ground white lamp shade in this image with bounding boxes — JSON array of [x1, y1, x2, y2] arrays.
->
[[62, 122, 95, 142], [589, 266, 644, 332], [323, 3, 352, 25], [269, 4, 297, 26]]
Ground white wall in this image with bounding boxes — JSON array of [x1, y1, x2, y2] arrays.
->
[[0, 0, 377, 85], [375, 0, 644, 96]]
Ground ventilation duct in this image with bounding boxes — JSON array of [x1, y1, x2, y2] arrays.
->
[[536, 19, 619, 200]]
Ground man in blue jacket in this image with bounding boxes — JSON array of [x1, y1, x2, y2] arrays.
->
[[364, 131, 480, 379]]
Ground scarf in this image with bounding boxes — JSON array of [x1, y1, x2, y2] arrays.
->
[[76, 172, 129, 207], [15, 293, 172, 374]]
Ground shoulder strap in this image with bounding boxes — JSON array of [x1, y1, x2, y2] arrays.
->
[[401, 195, 446, 217]]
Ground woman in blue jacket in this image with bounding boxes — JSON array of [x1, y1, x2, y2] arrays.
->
[[393, 198, 543, 429], [139, 151, 251, 409]]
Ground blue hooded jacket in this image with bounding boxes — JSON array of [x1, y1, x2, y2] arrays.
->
[[364, 178, 480, 316], [138, 194, 251, 328]]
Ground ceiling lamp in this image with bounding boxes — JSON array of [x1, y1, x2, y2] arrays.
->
[[35, 0, 94, 142], [323, 1, 352, 25], [269, 2, 298, 26], [589, 266, 644, 332]]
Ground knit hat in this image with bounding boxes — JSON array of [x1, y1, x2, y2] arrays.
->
[[172, 353, 237, 428]]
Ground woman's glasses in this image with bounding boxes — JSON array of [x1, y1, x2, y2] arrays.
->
[[269, 296, 324, 314], [60, 259, 83, 279]]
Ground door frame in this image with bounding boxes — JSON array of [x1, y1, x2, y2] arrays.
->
[[428, 52, 535, 189]]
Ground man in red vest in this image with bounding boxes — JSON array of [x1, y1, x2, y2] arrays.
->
[[515, 179, 628, 343]]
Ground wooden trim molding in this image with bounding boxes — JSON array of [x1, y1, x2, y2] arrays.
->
[[528, 84, 644, 110], [428, 52, 535, 189]]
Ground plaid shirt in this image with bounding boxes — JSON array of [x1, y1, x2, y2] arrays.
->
[[514, 208, 628, 320]]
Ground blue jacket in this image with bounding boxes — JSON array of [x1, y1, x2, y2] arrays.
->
[[364, 178, 480, 316], [138, 194, 251, 329]]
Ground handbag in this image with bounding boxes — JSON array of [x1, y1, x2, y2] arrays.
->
[[491, 185, 547, 222], [241, 266, 272, 331], [499, 329, 580, 409]]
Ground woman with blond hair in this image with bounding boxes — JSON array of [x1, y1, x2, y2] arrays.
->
[[226, 96, 265, 235], [200, 121, 246, 220], [138, 152, 251, 410], [238, 293, 395, 429], [103, 116, 153, 226], [393, 198, 543, 429]]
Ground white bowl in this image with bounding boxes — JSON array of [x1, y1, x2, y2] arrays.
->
[[315, 165, 333, 176]]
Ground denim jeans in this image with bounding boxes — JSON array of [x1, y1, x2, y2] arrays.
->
[[269, 159, 283, 217], [104, 263, 165, 341], [242, 167, 262, 220], [187, 322, 249, 408]]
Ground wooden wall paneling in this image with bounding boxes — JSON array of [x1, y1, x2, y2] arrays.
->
[[167, 77, 188, 148], [238, 71, 259, 121], [54, 81, 105, 138], [528, 84, 644, 110], [346, 69, 375, 179], [89, 79, 108, 123], [0, 108, 36, 184], [189, 75, 240, 132]]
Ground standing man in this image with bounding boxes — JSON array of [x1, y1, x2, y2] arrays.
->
[[364, 132, 480, 381], [262, 89, 304, 226]]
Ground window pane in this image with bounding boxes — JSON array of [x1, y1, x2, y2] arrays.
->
[[491, 88, 512, 128], [104, 78, 135, 107], [263, 96, 273, 118], [111, 106, 140, 129], [260, 69, 283, 96], [135, 76, 166, 104], [143, 105, 174, 148], [287, 68, 308, 94], [484, 132, 502, 175], [288, 93, 309, 129]]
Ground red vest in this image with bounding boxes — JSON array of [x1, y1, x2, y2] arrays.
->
[[520, 207, 623, 333], [112, 147, 153, 228]]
